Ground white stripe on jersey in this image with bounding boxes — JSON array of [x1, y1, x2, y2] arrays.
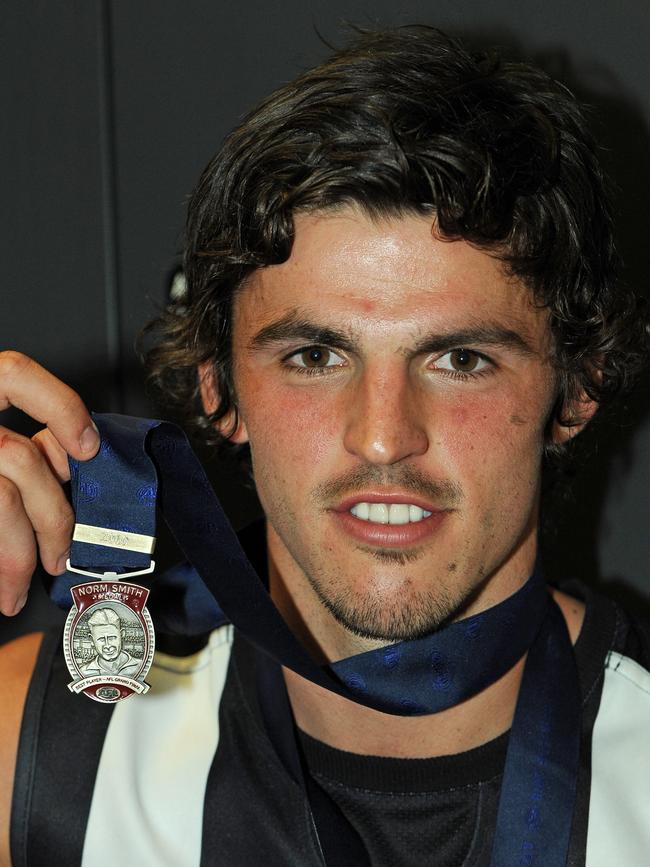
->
[[81, 625, 233, 867], [587, 651, 650, 866]]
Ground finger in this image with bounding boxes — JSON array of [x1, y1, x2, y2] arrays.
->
[[32, 428, 72, 483], [0, 428, 74, 575], [0, 351, 99, 460], [0, 476, 37, 616]]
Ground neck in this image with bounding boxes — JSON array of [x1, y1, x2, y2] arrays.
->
[[283, 652, 526, 758], [98, 653, 122, 672]]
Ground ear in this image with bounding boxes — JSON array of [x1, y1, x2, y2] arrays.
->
[[198, 362, 249, 444], [549, 392, 598, 445]]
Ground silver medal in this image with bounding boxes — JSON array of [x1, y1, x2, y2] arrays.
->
[[63, 560, 156, 703]]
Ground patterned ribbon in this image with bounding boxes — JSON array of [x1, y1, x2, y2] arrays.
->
[[50, 413, 581, 864]]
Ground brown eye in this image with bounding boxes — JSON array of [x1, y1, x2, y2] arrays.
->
[[432, 348, 490, 376], [300, 347, 331, 368], [286, 346, 346, 373], [449, 349, 480, 372]]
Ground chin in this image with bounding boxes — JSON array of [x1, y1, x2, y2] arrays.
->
[[312, 575, 468, 642]]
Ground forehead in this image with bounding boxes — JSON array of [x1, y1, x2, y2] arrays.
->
[[236, 208, 546, 342]]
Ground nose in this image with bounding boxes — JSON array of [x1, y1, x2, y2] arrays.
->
[[343, 364, 429, 465]]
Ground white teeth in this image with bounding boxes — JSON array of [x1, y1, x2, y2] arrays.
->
[[388, 504, 410, 525], [369, 503, 389, 524], [409, 505, 423, 522], [349, 502, 433, 525]]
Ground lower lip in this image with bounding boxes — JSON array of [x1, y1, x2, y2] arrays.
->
[[331, 509, 449, 547]]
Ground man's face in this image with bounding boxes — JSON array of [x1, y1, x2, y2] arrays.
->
[[228, 208, 559, 657], [90, 624, 122, 660]]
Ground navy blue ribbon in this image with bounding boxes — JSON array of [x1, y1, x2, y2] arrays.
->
[[66, 414, 157, 572], [52, 413, 581, 865], [491, 598, 581, 866]]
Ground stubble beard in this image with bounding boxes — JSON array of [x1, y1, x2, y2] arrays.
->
[[302, 547, 480, 643]]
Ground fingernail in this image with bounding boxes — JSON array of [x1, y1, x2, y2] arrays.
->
[[57, 552, 70, 574], [80, 422, 100, 454], [13, 593, 28, 616]]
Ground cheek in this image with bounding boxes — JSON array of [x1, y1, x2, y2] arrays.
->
[[435, 394, 545, 551], [242, 379, 341, 470], [440, 393, 546, 486]]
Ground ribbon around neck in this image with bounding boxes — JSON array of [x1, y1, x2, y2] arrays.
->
[[50, 413, 581, 865]]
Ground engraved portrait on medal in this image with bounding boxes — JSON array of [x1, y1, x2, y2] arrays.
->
[[63, 579, 155, 703]]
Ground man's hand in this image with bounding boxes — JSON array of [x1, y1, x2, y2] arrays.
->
[[0, 351, 99, 616]]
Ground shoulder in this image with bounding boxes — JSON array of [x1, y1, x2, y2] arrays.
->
[[554, 578, 650, 667], [0, 632, 44, 867]]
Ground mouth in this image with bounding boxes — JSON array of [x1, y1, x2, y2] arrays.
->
[[330, 492, 450, 547]]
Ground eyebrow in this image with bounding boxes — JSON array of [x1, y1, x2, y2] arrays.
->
[[249, 312, 359, 353], [412, 326, 536, 357], [249, 310, 537, 357]]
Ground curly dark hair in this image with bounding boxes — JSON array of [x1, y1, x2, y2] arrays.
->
[[144, 25, 648, 452]]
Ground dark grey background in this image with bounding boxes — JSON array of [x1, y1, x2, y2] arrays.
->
[[1, 0, 649, 643]]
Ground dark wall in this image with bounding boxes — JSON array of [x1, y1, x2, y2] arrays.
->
[[2, 0, 649, 642]]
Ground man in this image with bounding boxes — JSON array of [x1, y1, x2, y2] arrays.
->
[[0, 26, 649, 867], [77, 608, 140, 678]]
